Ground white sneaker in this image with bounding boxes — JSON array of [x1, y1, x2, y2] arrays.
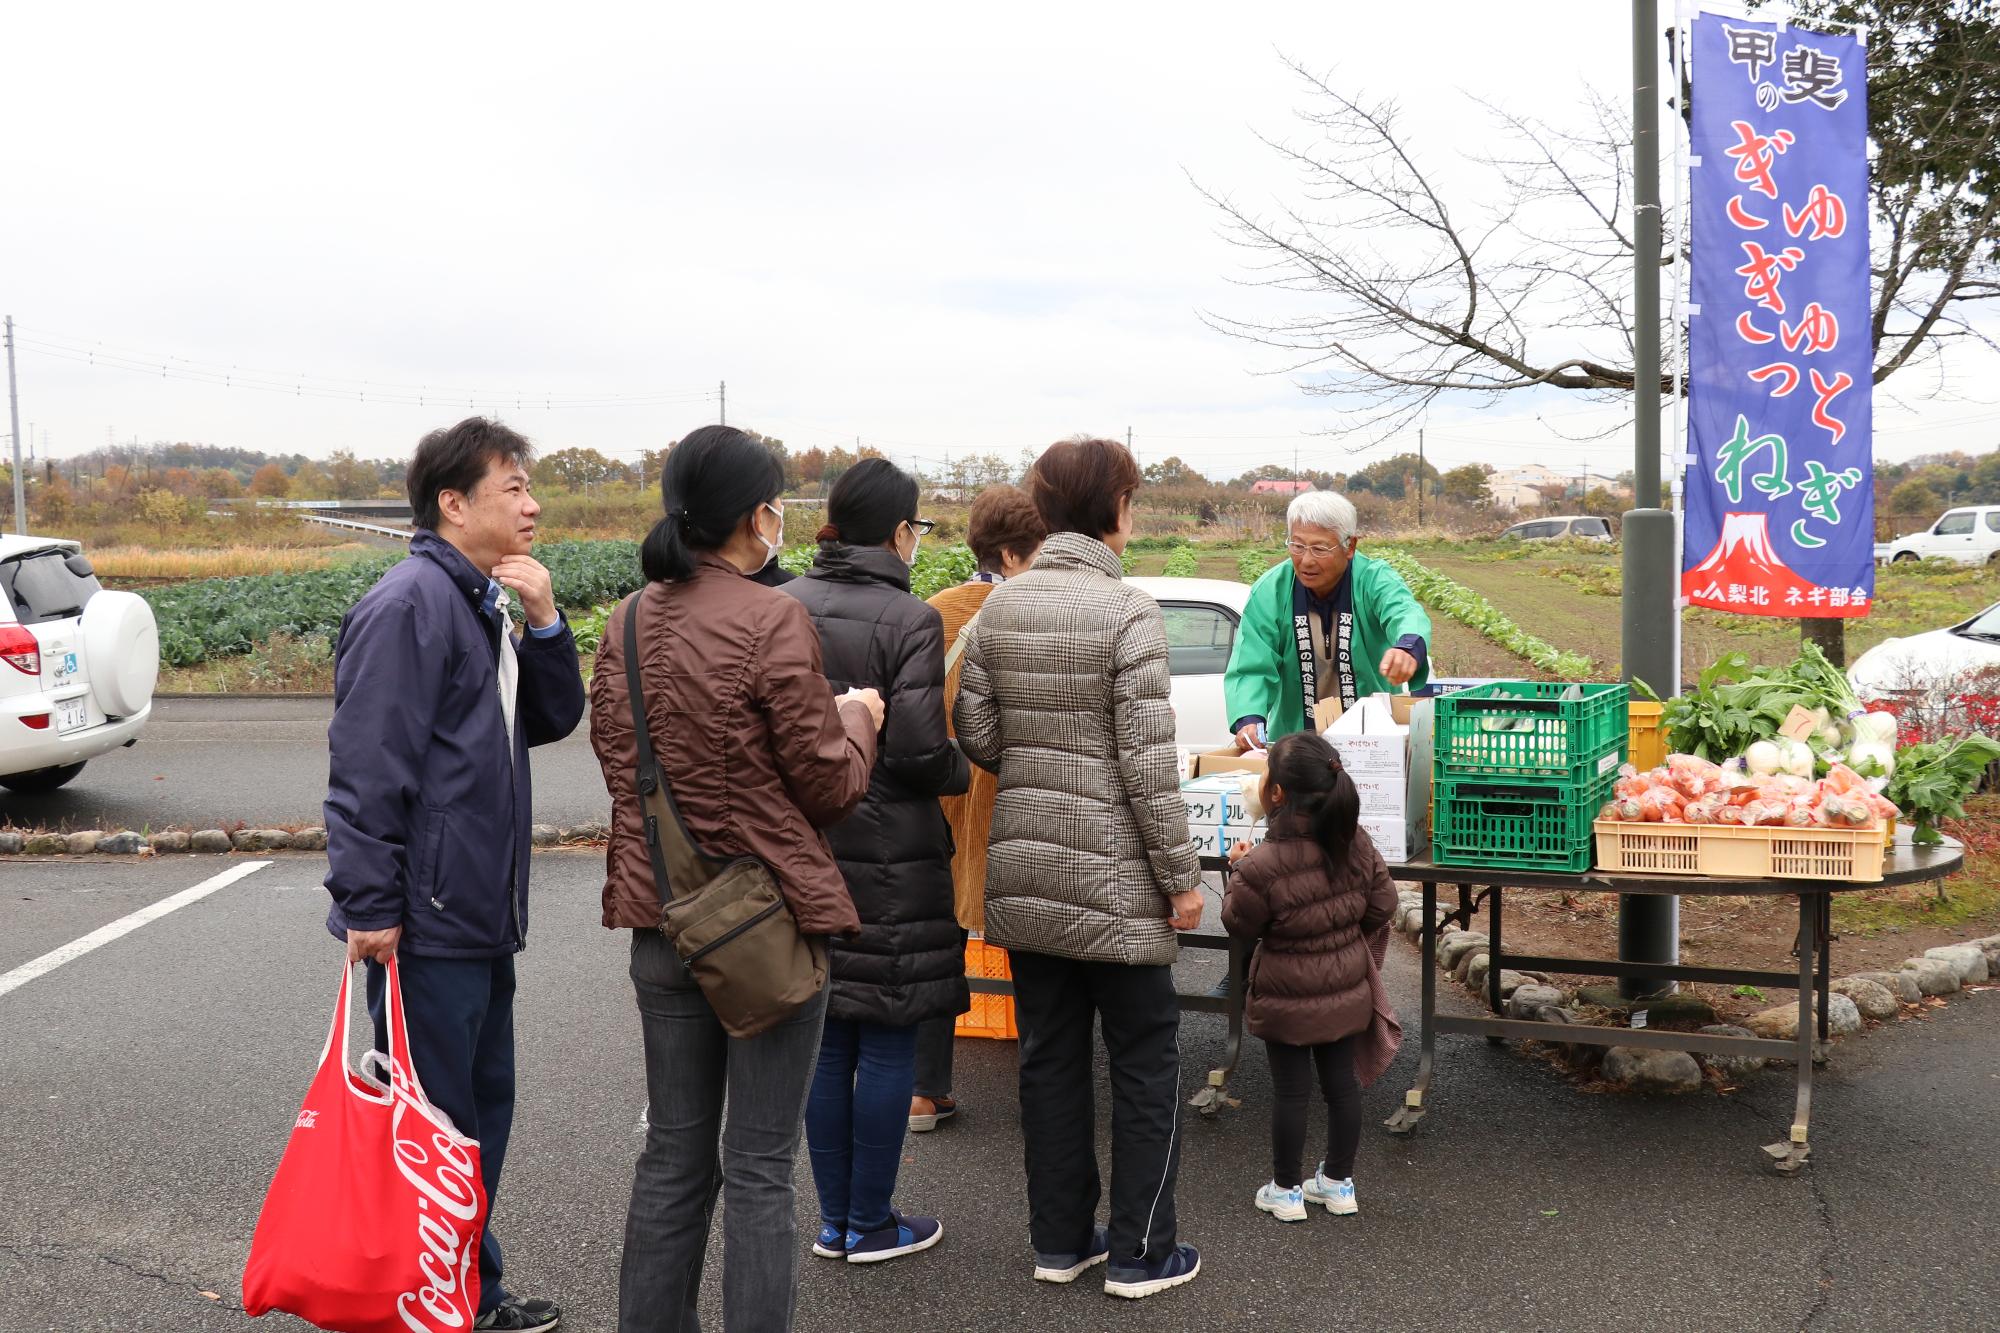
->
[[1303, 1165, 1357, 1216], [1254, 1181, 1307, 1223]]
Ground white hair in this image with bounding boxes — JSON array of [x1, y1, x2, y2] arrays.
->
[[1286, 490, 1357, 544]]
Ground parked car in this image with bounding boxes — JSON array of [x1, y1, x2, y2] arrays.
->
[[1499, 515, 1614, 543], [0, 536, 159, 793], [1848, 596, 2000, 734], [1128, 576, 1251, 751], [1878, 506, 2000, 566]]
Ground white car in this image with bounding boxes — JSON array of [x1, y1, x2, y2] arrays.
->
[[0, 536, 160, 793], [1848, 597, 2000, 730], [1129, 576, 1252, 752], [1879, 506, 2000, 566]]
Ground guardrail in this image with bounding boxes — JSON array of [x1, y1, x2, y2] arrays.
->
[[300, 513, 413, 540]]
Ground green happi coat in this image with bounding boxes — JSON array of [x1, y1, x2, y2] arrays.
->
[[1223, 554, 1433, 741]]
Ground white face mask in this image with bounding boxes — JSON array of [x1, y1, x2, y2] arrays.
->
[[757, 502, 784, 569]]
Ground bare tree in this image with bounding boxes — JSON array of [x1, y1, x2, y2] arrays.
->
[[1199, 2, 2000, 444]]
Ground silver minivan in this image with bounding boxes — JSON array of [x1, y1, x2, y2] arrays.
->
[[1499, 515, 1614, 542]]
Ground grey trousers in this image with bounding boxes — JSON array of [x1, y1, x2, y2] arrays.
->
[[618, 929, 829, 1333]]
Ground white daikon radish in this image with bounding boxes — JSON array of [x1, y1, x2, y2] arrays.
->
[[1846, 740, 1896, 777]]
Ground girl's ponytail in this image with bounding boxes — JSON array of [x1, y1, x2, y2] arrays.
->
[[1265, 730, 1360, 869]]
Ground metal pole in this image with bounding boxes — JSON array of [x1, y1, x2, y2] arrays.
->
[[719, 380, 726, 426], [1620, 0, 1680, 997], [1417, 427, 1425, 526], [5, 317, 24, 535]]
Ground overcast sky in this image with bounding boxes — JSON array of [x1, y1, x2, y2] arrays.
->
[[5, 1, 1995, 482]]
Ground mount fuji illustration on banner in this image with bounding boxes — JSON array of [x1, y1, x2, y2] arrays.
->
[[1684, 512, 1869, 619]]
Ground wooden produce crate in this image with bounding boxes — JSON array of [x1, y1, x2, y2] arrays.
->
[[1592, 820, 1885, 882]]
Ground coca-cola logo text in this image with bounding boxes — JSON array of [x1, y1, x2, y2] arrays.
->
[[383, 1059, 482, 1333]]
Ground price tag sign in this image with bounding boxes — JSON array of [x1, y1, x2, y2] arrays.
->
[[1778, 706, 1819, 743]]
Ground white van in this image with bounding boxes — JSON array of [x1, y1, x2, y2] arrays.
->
[[1880, 506, 2000, 566]]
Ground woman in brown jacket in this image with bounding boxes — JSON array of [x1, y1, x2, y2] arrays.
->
[[1221, 730, 1397, 1228], [589, 425, 885, 1333], [909, 484, 1045, 1133]]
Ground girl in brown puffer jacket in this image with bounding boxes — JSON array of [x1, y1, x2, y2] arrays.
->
[[1221, 730, 1398, 1225]]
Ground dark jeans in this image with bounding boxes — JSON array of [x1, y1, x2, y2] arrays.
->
[[1266, 1034, 1361, 1189], [805, 1019, 918, 1234], [912, 1014, 955, 1101], [364, 953, 516, 1317], [620, 929, 829, 1333], [1008, 949, 1183, 1267]]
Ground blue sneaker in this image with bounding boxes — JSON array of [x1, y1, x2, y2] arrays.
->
[[844, 1210, 943, 1264], [1032, 1226, 1110, 1283], [1255, 1180, 1307, 1223], [1103, 1243, 1201, 1299], [1303, 1164, 1358, 1216], [812, 1223, 846, 1259]]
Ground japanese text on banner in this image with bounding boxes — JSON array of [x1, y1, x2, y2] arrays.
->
[[1682, 13, 1873, 619]]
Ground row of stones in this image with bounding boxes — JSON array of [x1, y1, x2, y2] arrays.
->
[[0, 822, 615, 857], [1390, 891, 2000, 1095]]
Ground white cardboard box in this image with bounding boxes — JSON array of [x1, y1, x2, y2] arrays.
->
[[1326, 695, 1409, 775], [1179, 774, 1255, 829], [1190, 821, 1268, 859]]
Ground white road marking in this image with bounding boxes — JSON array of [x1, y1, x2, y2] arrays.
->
[[0, 860, 272, 999]]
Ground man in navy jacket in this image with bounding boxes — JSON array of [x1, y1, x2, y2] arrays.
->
[[324, 417, 586, 1333]]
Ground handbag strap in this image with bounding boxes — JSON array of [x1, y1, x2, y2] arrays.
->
[[621, 591, 719, 905], [944, 611, 978, 676]]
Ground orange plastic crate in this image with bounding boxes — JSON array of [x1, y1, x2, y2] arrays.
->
[[955, 936, 1018, 1040]]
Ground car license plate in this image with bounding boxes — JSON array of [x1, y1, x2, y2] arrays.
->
[[55, 696, 88, 733]]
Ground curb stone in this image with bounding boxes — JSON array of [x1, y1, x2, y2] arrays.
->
[[149, 832, 192, 854], [0, 832, 21, 854], [97, 832, 147, 855], [65, 831, 103, 855], [287, 827, 328, 852], [190, 830, 233, 853]]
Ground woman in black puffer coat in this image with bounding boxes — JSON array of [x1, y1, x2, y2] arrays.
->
[[783, 457, 969, 1265]]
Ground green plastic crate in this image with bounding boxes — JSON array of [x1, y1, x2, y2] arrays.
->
[[1434, 681, 1630, 782], [1432, 770, 1619, 873]]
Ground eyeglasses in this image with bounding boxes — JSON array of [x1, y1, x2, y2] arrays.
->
[[1285, 540, 1345, 559], [907, 518, 937, 535]]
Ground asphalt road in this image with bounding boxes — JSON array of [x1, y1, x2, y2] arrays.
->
[[3, 854, 1995, 1332], [0, 696, 611, 833]]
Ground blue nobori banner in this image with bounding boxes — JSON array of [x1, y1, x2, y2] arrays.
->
[[1682, 11, 1872, 619]]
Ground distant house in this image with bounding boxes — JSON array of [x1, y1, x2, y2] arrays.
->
[[1249, 480, 1315, 495]]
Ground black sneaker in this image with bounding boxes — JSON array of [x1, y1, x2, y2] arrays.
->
[[473, 1294, 562, 1331], [1033, 1226, 1110, 1283], [1104, 1243, 1201, 1299]]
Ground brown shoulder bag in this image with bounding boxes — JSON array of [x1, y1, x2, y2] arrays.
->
[[622, 592, 827, 1038]]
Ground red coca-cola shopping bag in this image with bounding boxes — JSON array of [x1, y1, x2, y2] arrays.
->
[[243, 958, 489, 1332]]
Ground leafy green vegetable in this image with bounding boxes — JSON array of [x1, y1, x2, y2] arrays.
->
[[1371, 548, 1595, 678], [1886, 735, 2000, 845], [1162, 545, 1199, 578], [1662, 642, 1859, 762]]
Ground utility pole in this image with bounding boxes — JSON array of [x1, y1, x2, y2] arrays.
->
[[1620, 0, 1681, 998], [719, 380, 726, 426], [1417, 427, 1426, 526], [5, 317, 23, 535]]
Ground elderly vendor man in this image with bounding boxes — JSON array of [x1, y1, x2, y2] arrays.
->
[[1225, 490, 1432, 750]]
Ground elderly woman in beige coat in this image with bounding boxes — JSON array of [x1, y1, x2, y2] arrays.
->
[[954, 437, 1205, 1302]]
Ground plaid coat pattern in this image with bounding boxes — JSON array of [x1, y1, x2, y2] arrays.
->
[[954, 532, 1201, 965]]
